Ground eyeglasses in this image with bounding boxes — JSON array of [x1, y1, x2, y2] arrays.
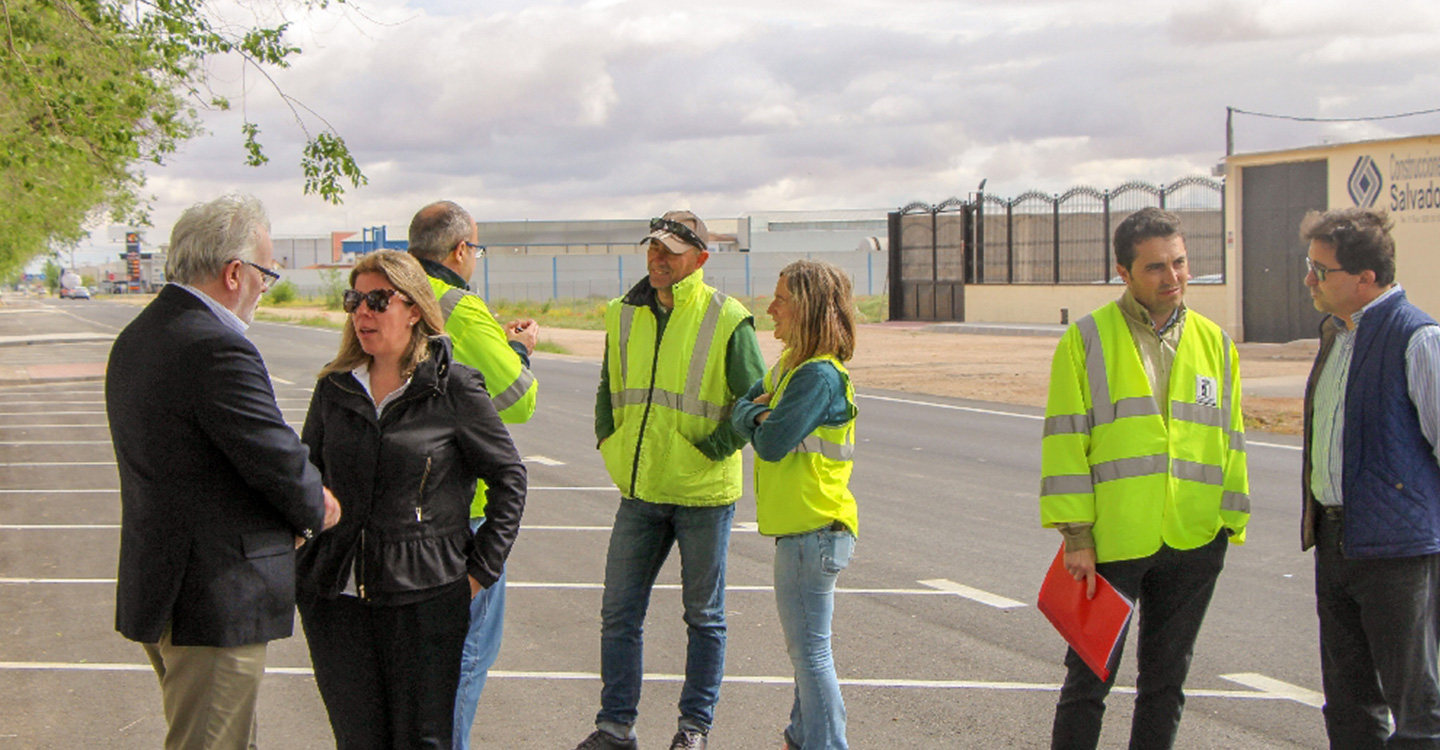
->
[[237, 259, 281, 290], [649, 217, 707, 251], [342, 288, 412, 313], [463, 241, 486, 257], [1305, 257, 1348, 282]]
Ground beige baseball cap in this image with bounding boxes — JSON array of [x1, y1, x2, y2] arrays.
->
[[642, 210, 710, 254]]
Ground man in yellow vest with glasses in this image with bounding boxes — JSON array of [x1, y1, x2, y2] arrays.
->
[[571, 210, 765, 750], [406, 200, 538, 750], [1040, 207, 1249, 750]]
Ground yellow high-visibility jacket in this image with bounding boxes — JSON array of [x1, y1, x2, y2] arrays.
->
[[754, 354, 859, 537], [1040, 303, 1249, 562]]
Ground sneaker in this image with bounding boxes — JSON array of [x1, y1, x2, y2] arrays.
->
[[571, 729, 638, 750], [669, 729, 707, 750], [780, 728, 800, 750]]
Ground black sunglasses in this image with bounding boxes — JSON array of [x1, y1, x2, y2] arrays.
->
[[649, 217, 706, 251], [342, 288, 412, 313]]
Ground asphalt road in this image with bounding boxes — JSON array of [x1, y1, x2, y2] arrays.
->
[[0, 298, 1327, 749]]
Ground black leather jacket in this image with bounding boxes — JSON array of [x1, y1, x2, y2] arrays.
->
[[297, 336, 527, 606]]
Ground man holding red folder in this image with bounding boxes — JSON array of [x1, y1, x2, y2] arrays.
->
[[1040, 207, 1250, 750]]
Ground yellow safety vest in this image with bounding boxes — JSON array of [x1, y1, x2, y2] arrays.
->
[[1040, 303, 1249, 562], [600, 270, 750, 506], [431, 277, 538, 517], [753, 354, 859, 537]]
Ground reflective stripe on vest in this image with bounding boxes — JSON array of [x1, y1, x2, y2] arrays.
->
[[600, 271, 749, 506], [1039, 303, 1250, 561], [753, 353, 858, 537], [437, 287, 536, 413]]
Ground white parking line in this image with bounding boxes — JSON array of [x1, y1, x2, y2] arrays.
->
[[918, 578, 1028, 609], [0, 661, 1321, 704], [1220, 673, 1325, 708]]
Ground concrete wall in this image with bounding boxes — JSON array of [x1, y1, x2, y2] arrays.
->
[[964, 282, 1234, 331], [271, 248, 891, 302], [1223, 133, 1440, 337]]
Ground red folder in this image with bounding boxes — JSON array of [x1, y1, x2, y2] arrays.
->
[[1036, 544, 1134, 682]]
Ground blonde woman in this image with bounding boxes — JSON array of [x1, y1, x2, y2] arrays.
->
[[730, 260, 858, 750], [296, 250, 527, 749]]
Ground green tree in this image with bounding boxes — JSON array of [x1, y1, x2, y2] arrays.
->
[[0, 0, 367, 279], [41, 257, 62, 295]]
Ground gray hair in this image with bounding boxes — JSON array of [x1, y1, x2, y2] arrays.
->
[[164, 194, 271, 285], [408, 201, 474, 264]]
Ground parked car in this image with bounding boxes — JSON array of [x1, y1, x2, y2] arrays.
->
[[60, 286, 91, 300]]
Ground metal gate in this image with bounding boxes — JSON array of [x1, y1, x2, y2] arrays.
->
[[1240, 161, 1328, 343], [887, 200, 970, 321]]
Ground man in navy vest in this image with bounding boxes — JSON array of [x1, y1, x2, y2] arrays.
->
[[1300, 207, 1440, 749]]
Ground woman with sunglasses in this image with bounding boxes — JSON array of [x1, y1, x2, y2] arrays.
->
[[730, 260, 859, 750], [296, 250, 527, 749]]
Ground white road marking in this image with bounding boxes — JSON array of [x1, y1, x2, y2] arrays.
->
[[1220, 673, 1325, 708], [918, 578, 1028, 609], [0, 661, 1321, 703], [525, 455, 566, 466], [270, 376, 295, 385], [530, 486, 617, 492]]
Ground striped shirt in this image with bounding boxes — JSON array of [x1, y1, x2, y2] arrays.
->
[[1311, 285, 1440, 506]]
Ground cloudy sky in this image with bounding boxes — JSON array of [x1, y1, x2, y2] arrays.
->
[[77, 0, 1440, 258]]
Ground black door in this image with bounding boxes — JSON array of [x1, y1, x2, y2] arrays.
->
[[1241, 161, 1329, 342]]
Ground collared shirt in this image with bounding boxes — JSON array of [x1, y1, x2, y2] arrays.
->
[[1311, 284, 1440, 505], [1116, 290, 1186, 423], [172, 283, 248, 335], [351, 361, 412, 418]]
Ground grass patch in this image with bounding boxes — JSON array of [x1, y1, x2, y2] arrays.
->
[[255, 311, 344, 329], [533, 340, 571, 355]]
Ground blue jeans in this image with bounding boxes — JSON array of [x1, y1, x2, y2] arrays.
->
[[453, 518, 507, 750], [597, 497, 734, 737], [775, 527, 854, 750]]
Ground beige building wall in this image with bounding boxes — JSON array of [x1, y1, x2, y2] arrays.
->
[[1222, 134, 1440, 329], [965, 284, 1235, 330]]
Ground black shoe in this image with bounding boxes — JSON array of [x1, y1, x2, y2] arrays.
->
[[571, 729, 638, 750], [669, 730, 707, 750]]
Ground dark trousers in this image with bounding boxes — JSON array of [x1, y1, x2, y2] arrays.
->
[[299, 580, 471, 750], [1050, 531, 1229, 750], [1315, 510, 1440, 750]]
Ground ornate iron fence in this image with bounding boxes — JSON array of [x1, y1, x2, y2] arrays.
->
[[893, 177, 1225, 288]]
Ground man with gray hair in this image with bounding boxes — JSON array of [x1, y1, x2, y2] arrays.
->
[[406, 200, 538, 750], [106, 193, 341, 749]]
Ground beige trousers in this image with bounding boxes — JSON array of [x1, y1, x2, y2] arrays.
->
[[142, 624, 268, 750]]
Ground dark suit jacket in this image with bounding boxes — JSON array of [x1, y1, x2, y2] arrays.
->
[[107, 284, 325, 647]]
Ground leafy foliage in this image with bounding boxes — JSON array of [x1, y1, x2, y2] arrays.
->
[[263, 278, 298, 304], [0, 0, 367, 278]]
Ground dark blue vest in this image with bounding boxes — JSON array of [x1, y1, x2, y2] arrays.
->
[[1341, 290, 1440, 558]]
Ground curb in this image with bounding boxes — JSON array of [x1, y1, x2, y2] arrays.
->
[[0, 362, 107, 387]]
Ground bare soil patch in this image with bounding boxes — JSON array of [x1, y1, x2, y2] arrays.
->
[[540, 321, 1311, 435]]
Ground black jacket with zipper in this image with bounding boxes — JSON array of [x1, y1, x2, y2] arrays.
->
[[296, 336, 527, 606]]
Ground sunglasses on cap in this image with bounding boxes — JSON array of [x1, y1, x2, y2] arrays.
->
[[649, 217, 707, 251], [342, 288, 412, 313]]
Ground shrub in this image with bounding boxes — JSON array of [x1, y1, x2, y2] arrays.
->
[[264, 279, 298, 305]]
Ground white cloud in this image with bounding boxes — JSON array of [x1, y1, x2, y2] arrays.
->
[[111, 0, 1440, 247]]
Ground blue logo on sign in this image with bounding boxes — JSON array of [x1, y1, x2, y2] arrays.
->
[[1349, 156, 1383, 208]]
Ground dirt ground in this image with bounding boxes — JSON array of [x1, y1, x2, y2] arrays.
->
[[534, 321, 1313, 436]]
